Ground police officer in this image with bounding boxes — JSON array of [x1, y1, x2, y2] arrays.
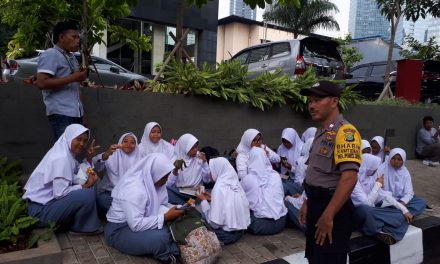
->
[[299, 81, 362, 264]]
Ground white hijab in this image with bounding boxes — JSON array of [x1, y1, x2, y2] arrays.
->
[[173, 133, 204, 187], [371, 136, 385, 160], [24, 124, 89, 191], [208, 157, 250, 231], [101, 132, 140, 191], [357, 153, 382, 194], [295, 138, 314, 185], [241, 147, 287, 220], [380, 148, 413, 200], [139, 122, 174, 159], [236, 128, 260, 155], [278, 128, 303, 175], [361, 139, 371, 153], [112, 153, 174, 218], [301, 127, 317, 142]]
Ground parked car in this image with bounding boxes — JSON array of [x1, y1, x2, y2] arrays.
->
[[4, 51, 149, 89], [345, 61, 397, 100], [230, 37, 345, 79]]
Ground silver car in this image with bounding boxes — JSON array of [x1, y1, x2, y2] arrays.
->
[[231, 37, 345, 79], [4, 52, 149, 89]]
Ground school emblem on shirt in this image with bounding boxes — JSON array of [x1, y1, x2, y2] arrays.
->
[[319, 147, 328, 155], [343, 128, 356, 142]]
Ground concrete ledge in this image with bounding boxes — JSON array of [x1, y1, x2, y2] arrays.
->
[[0, 229, 62, 264]]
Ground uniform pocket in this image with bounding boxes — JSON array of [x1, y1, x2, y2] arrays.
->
[[312, 154, 333, 173]]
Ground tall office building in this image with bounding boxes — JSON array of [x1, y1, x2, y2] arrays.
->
[[401, 18, 430, 44], [348, 0, 390, 39], [427, 16, 440, 45], [230, 0, 257, 20]]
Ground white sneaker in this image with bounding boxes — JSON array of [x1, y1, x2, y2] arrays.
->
[[431, 161, 440, 167], [422, 160, 430, 166]]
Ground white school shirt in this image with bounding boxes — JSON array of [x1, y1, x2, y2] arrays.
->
[[138, 122, 174, 159], [236, 145, 280, 180], [166, 133, 210, 187], [98, 133, 140, 193], [200, 157, 250, 231], [23, 124, 88, 204], [107, 154, 174, 231], [241, 147, 287, 220], [277, 128, 303, 176], [380, 148, 414, 204]]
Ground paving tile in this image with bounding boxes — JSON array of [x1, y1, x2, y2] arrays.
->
[[114, 259, 133, 264], [96, 257, 115, 264], [86, 235, 102, 245], [62, 248, 79, 264], [217, 250, 241, 264], [128, 255, 149, 264], [261, 242, 288, 258], [253, 256, 268, 263], [108, 247, 130, 263], [232, 252, 256, 264], [90, 243, 110, 259], [77, 250, 98, 264], [236, 242, 261, 259], [71, 239, 91, 253], [225, 243, 243, 254], [58, 233, 72, 249], [252, 246, 277, 261]]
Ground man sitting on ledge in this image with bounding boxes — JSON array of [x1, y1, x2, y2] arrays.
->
[[416, 116, 440, 166]]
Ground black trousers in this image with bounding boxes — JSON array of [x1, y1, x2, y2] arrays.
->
[[305, 186, 354, 264]]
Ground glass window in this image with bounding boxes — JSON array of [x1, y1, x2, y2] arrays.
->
[[270, 43, 290, 59], [233, 51, 250, 64], [350, 66, 369, 78], [91, 58, 122, 72], [370, 65, 387, 76], [248, 47, 269, 63]]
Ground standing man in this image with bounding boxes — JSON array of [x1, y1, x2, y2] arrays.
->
[[37, 21, 88, 141], [299, 81, 362, 264], [416, 115, 440, 164]]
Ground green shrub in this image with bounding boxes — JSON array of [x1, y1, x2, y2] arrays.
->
[[146, 61, 362, 112], [0, 157, 22, 185], [0, 182, 38, 245]]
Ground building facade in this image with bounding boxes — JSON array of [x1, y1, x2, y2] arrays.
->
[[230, 0, 257, 20], [427, 16, 440, 45], [92, 0, 219, 77], [348, 0, 390, 39], [217, 16, 300, 62]]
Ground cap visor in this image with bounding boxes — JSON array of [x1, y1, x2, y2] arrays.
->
[[299, 87, 328, 97]]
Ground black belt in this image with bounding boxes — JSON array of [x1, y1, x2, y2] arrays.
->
[[304, 182, 336, 199]]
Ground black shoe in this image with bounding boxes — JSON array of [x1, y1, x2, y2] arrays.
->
[[426, 204, 434, 212], [376, 231, 397, 245]]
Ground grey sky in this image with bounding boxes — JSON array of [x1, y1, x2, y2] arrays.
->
[[218, 0, 350, 38]]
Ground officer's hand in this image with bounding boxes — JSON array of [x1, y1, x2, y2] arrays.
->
[[299, 199, 308, 226], [315, 212, 334, 246]]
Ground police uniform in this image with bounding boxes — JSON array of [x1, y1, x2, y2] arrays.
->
[[300, 82, 362, 264]]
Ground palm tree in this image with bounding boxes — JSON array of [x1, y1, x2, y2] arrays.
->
[[263, 0, 340, 39]]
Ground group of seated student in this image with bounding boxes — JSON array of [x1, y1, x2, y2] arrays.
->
[[351, 139, 426, 245], [22, 122, 428, 262]]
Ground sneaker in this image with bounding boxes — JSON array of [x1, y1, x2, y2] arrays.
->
[[376, 231, 397, 245], [69, 226, 104, 236], [426, 204, 434, 212], [422, 160, 431, 166], [431, 161, 440, 167]]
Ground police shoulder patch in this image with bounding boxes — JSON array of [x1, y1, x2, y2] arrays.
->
[[334, 124, 362, 165]]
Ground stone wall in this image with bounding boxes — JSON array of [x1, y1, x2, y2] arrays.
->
[[1, 83, 439, 173]]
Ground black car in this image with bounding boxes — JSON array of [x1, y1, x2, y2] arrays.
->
[[345, 61, 397, 100]]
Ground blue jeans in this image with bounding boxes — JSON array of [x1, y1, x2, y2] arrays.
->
[[48, 114, 83, 141]]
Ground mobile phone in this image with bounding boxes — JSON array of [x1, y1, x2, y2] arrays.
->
[[176, 203, 191, 210]]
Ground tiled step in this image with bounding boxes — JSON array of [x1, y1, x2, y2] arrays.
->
[[349, 215, 440, 264]]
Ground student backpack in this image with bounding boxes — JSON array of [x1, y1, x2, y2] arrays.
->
[[168, 211, 222, 264]]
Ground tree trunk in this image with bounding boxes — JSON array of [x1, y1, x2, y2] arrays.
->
[[175, 0, 185, 62], [378, 2, 402, 100]]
